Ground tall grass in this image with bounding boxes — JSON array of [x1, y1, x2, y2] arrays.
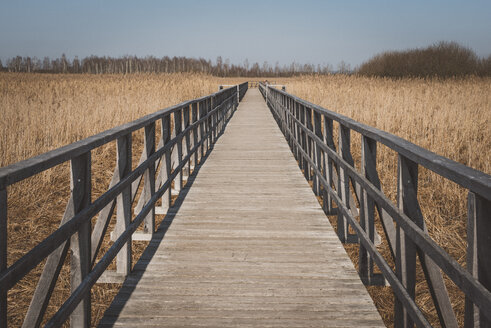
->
[[0, 72, 219, 326], [1, 73, 490, 326], [0, 73, 218, 167]]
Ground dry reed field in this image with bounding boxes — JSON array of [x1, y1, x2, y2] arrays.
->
[[0, 72, 219, 326], [286, 75, 491, 326], [1, 73, 490, 326]]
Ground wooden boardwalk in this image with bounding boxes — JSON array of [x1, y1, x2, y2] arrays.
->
[[100, 89, 384, 327]]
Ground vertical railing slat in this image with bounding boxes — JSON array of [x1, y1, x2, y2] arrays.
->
[[69, 152, 91, 328], [173, 109, 183, 192], [191, 102, 198, 169], [116, 135, 132, 276], [208, 97, 213, 147], [300, 105, 308, 180], [199, 101, 205, 158], [360, 136, 376, 284], [182, 105, 191, 179], [305, 107, 314, 187], [313, 111, 322, 196], [395, 154, 418, 328], [337, 124, 350, 242], [323, 116, 335, 215], [143, 123, 156, 234], [160, 115, 172, 211], [466, 191, 491, 328], [0, 188, 7, 328]]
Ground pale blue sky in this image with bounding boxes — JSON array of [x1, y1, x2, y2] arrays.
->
[[1, 0, 490, 68]]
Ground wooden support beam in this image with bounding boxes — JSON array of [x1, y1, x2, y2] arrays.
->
[[337, 124, 351, 243], [116, 135, 132, 276], [143, 123, 156, 234], [313, 111, 322, 196], [69, 152, 91, 328], [360, 136, 376, 284], [305, 107, 314, 186], [0, 188, 7, 328], [191, 102, 198, 169], [323, 116, 335, 215], [394, 154, 417, 328], [466, 192, 491, 328], [159, 115, 172, 211], [199, 101, 206, 159], [183, 105, 191, 178]]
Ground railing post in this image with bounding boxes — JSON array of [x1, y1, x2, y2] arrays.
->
[[0, 188, 7, 328], [360, 136, 376, 284], [394, 154, 418, 328], [116, 135, 132, 277], [295, 102, 302, 166], [143, 123, 155, 234], [159, 115, 172, 212], [299, 105, 308, 180], [205, 98, 211, 151], [70, 152, 91, 328], [289, 98, 295, 151], [182, 105, 191, 179], [209, 97, 215, 145], [313, 111, 322, 196], [199, 101, 206, 158], [173, 109, 183, 192], [337, 124, 350, 242], [236, 85, 240, 105], [323, 116, 335, 215], [466, 191, 491, 328], [191, 102, 198, 169], [305, 107, 314, 184]]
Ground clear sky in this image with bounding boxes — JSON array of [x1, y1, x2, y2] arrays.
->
[[1, 0, 490, 68]]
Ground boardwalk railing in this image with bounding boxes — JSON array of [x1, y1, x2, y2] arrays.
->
[[0, 82, 248, 327], [259, 83, 491, 328]]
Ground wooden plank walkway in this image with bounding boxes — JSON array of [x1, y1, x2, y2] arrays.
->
[[100, 89, 385, 327]]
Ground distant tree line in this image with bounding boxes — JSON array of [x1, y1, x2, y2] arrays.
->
[[358, 41, 491, 78], [3, 42, 489, 78], [0, 54, 338, 76]]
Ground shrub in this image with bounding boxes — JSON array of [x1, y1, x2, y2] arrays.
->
[[358, 41, 487, 78]]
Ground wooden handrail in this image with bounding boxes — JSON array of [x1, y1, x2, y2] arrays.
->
[[260, 82, 491, 328], [261, 84, 491, 200], [0, 82, 248, 327]]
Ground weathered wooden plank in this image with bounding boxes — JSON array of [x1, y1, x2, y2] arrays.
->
[[360, 136, 377, 285], [182, 105, 191, 178], [116, 135, 132, 276], [476, 194, 491, 327], [191, 102, 198, 169], [0, 188, 7, 328], [313, 111, 322, 196], [337, 124, 350, 243], [70, 152, 91, 328], [143, 123, 156, 234], [466, 192, 491, 328], [395, 155, 418, 328], [159, 114, 172, 211]]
